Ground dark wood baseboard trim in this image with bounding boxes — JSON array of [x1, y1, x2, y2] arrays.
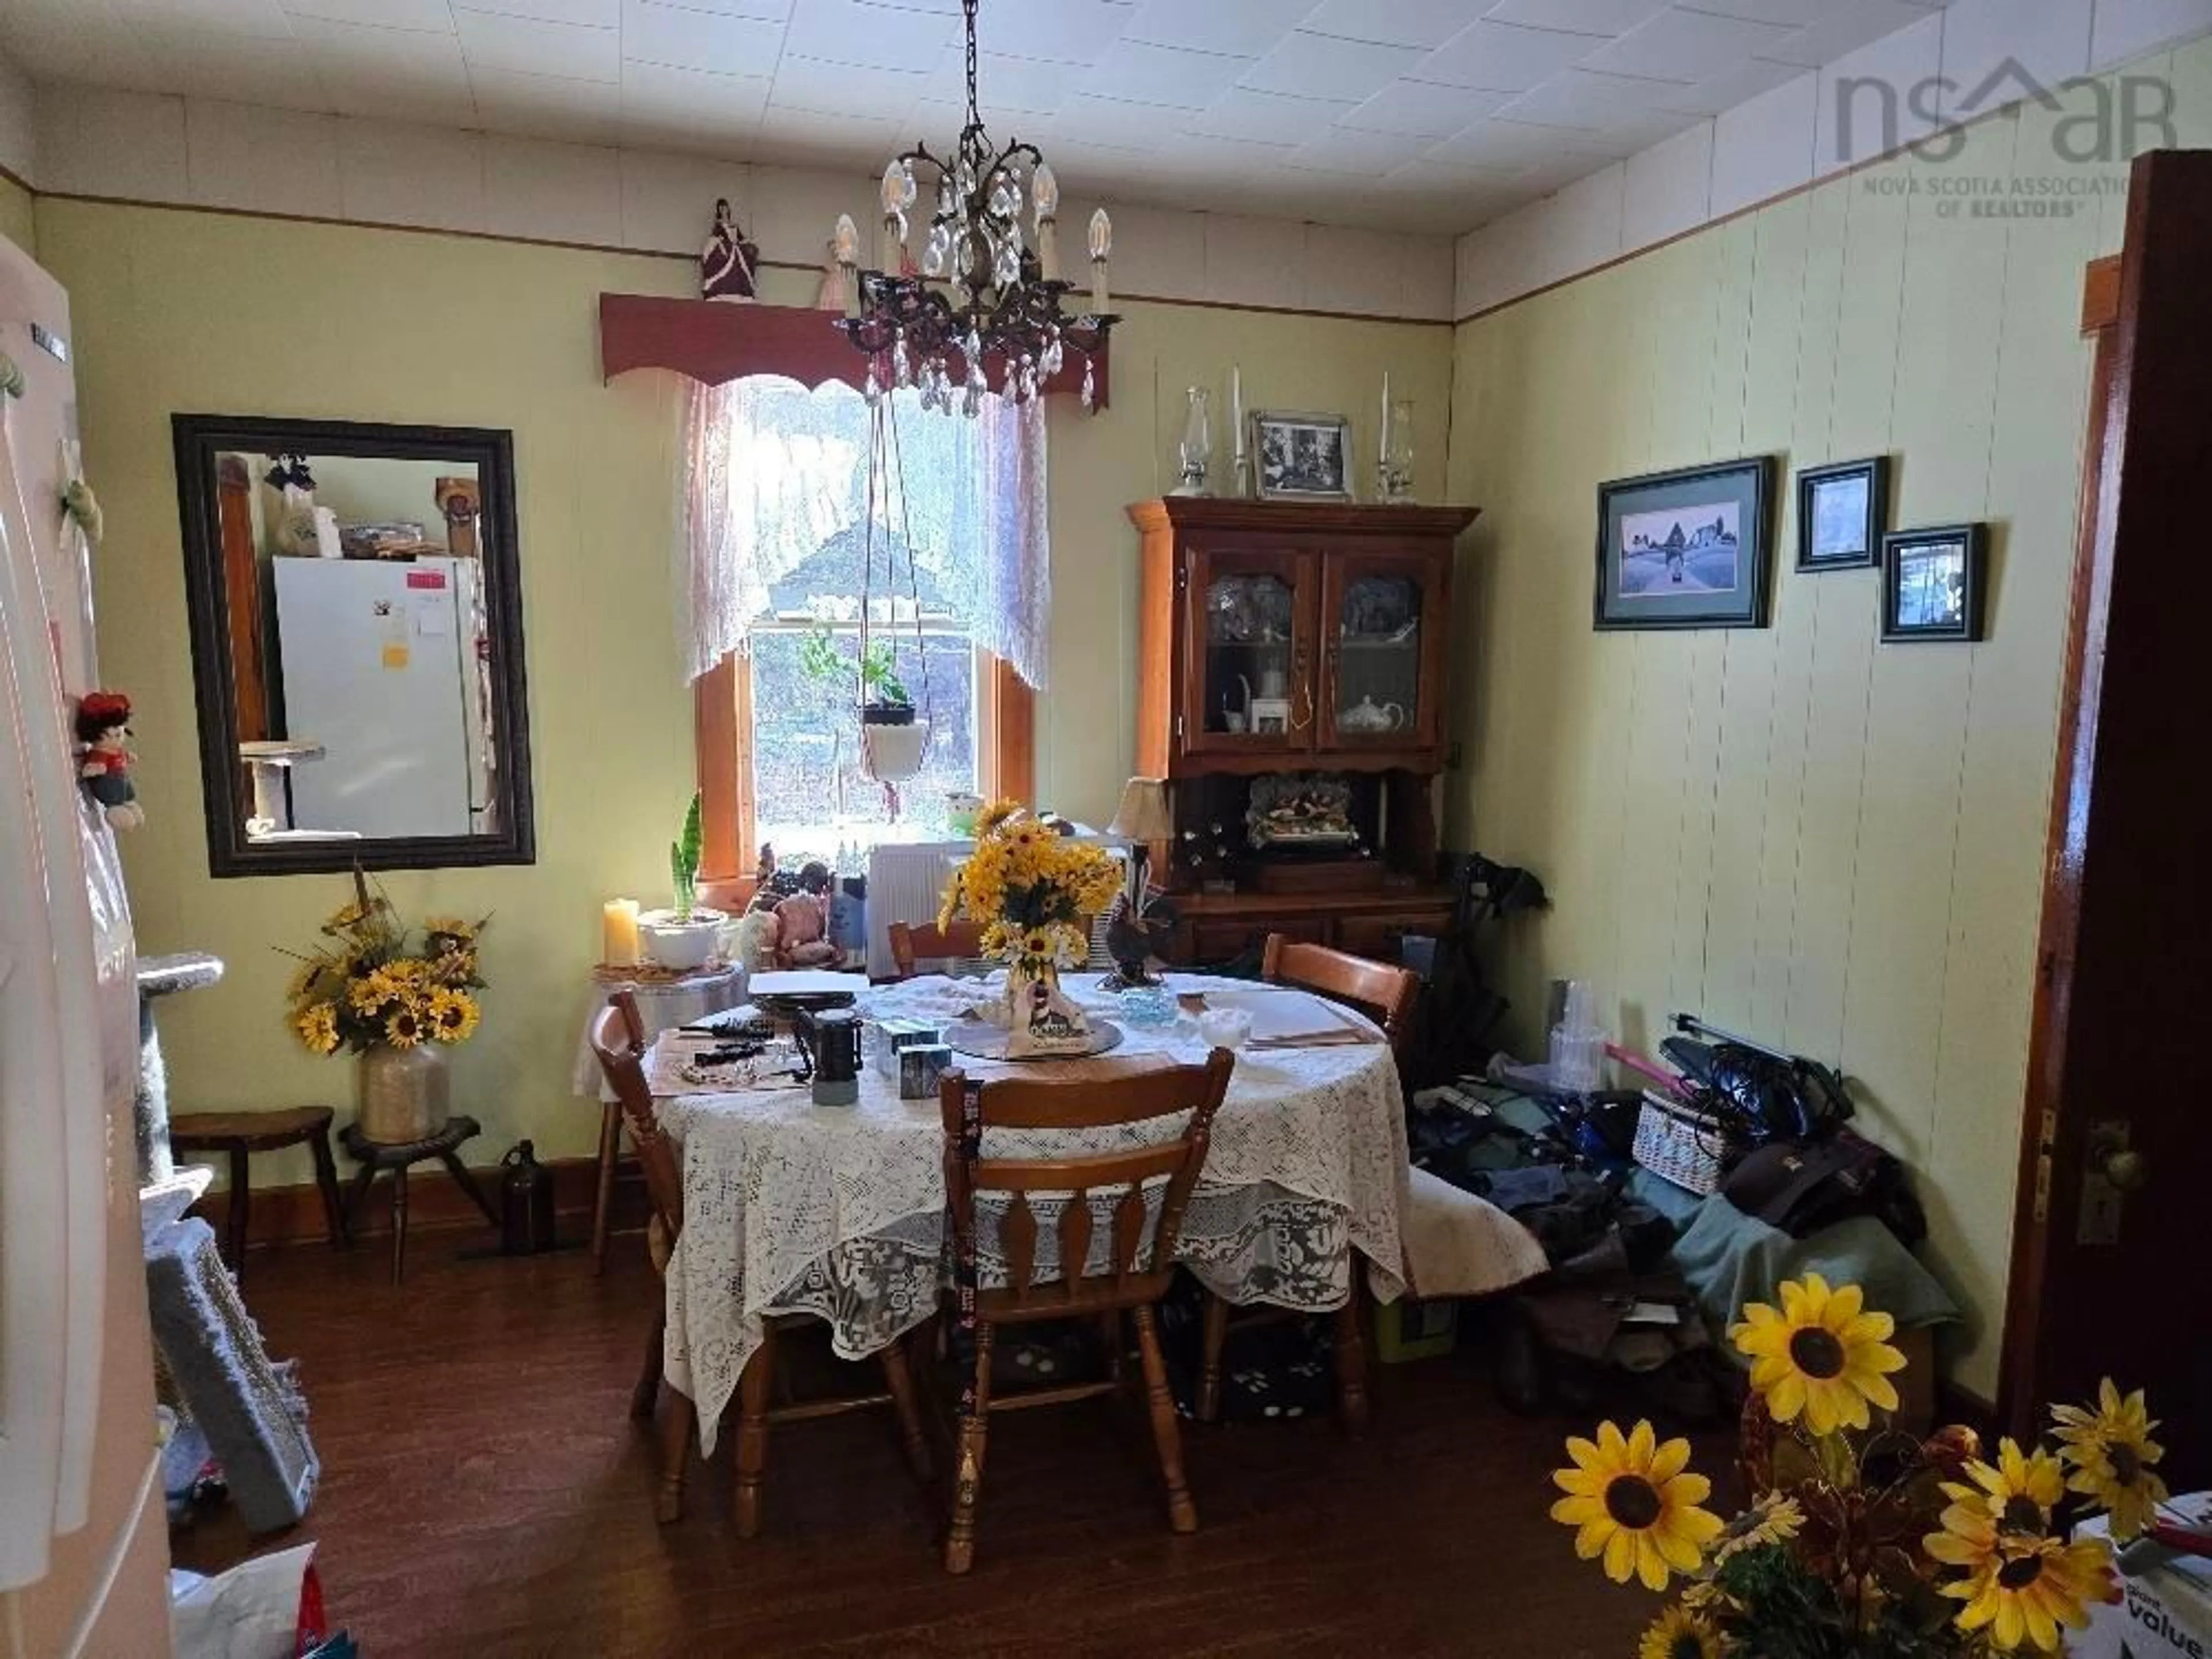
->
[[190, 1152, 647, 1253]]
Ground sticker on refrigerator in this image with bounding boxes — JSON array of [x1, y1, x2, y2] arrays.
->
[[381, 643, 411, 670], [406, 570, 447, 590], [414, 601, 451, 637]]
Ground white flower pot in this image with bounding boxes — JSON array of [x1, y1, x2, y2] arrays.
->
[[859, 718, 930, 784], [639, 907, 728, 971]]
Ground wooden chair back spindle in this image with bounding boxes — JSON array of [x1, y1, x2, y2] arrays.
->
[[1260, 933, 1420, 1051], [887, 919, 986, 979], [588, 993, 684, 1240], [938, 1050, 1232, 1312]]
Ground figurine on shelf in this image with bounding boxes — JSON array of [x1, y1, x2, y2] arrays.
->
[[75, 690, 144, 830], [700, 198, 758, 303]]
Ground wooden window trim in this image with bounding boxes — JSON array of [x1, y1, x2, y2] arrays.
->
[[694, 646, 1034, 909]]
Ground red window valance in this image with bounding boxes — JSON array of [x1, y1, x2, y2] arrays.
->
[[597, 293, 1109, 409]]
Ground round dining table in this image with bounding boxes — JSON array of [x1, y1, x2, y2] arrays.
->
[[654, 972, 1411, 1451]]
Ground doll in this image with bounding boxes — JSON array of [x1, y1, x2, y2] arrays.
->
[[75, 690, 143, 830]]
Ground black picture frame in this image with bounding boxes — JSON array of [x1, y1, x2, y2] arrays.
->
[[1594, 456, 1775, 631], [1796, 456, 1891, 571], [1881, 523, 1988, 644], [172, 413, 536, 878]]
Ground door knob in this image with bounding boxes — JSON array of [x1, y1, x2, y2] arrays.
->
[[2088, 1126, 2147, 1192]]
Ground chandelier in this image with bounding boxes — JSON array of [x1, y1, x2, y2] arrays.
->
[[834, 0, 1116, 416]]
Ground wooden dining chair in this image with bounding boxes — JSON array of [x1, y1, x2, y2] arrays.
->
[[887, 919, 984, 979], [1189, 933, 1422, 1433], [587, 994, 931, 1533], [936, 1049, 1234, 1574]]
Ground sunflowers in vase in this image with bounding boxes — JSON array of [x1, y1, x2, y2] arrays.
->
[[1550, 1274, 2166, 1657], [283, 876, 489, 1141], [938, 800, 1122, 1056]]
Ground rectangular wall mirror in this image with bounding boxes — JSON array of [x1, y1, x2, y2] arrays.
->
[[173, 415, 535, 876]]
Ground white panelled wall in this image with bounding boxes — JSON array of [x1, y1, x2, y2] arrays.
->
[[1455, 0, 2212, 317]]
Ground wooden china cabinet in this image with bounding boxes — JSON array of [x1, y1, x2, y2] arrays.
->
[[1126, 496, 1480, 967]]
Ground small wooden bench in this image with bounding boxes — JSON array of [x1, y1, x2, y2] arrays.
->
[[169, 1106, 349, 1283]]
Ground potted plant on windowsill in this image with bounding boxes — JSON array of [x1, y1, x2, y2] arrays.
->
[[801, 622, 930, 785], [639, 792, 727, 970]]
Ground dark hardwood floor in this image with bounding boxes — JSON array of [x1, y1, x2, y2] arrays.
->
[[173, 1230, 1685, 1657]]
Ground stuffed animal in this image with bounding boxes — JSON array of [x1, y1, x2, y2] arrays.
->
[[75, 690, 143, 830]]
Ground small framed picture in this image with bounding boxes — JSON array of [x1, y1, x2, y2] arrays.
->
[[1594, 456, 1776, 631], [1881, 524, 1987, 643], [1797, 457, 1889, 571], [1252, 410, 1352, 502], [1249, 697, 1291, 735]]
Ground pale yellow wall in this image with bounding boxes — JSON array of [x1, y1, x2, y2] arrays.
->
[[1445, 42, 2212, 1399], [39, 195, 1450, 1189]]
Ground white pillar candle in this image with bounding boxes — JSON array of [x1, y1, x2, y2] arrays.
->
[[1089, 208, 1112, 315], [602, 898, 641, 968]]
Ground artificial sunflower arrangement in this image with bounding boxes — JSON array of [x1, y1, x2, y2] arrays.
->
[[937, 798, 1122, 978], [283, 873, 488, 1056], [1551, 1274, 2157, 1657]]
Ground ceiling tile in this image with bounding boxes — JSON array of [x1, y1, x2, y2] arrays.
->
[[969, 0, 1137, 67], [921, 48, 1075, 113], [138, 33, 339, 109], [1414, 20, 1607, 91], [282, 0, 458, 27], [1242, 32, 1426, 100], [1938, 0, 2090, 120], [784, 0, 958, 70], [647, 0, 791, 16], [1123, 0, 1315, 56], [454, 7, 620, 79], [1080, 39, 1254, 107], [1652, 52, 1808, 113], [111, 0, 294, 36], [1481, 0, 1669, 32], [1184, 86, 1355, 143], [769, 54, 928, 113], [469, 65, 627, 139], [1686, 0, 1824, 22], [623, 58, 771, 135], [1340, 78, 1512, 136], [1578, 7, 1801, 81], [1495, 66, 1690, 127], [1283, 123, 1430, 175], [1043, 92, 1179, 148], [1425, 115, 1618, 170], [622, 0, 783, 73], [1302, 0, 1490, 50], [1759, 0, 1944, 69], [0, 3, 162, 88], [289, 14, 480, 119], [457, 0, 615, 22]]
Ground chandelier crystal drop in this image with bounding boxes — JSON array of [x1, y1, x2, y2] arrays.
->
[[834, 0, 1115, 417]]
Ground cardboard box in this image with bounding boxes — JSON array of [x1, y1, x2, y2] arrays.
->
[[2073, 1494, 2212, 1659]]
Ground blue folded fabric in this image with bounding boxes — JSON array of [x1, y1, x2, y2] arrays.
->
[[1667, 1192, 1961, 1360]]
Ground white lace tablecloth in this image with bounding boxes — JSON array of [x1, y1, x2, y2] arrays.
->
[[657, 973, 1410, 1452]]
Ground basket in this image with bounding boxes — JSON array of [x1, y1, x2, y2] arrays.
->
[[1632, 1089, 1736, 1195]]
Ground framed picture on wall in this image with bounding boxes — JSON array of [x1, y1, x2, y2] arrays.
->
[[1251, 410, 1353, 502], [1796, 456, 1890, 571], [1881, 524, 1988, 643], [1594, 456, 1776, 631]]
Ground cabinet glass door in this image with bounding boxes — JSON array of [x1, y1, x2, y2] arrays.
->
[[1322, 556, 1440, 750], [1184, 547, 1315, 755]]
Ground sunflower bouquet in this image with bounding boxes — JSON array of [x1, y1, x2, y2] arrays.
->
[[283, 876, 488, 1055], [1552, 1274, 2168, 1657], [937, 799, 1123, 976]]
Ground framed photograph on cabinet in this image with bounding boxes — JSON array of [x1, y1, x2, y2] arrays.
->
[[1796, 456, 1890, 571], [1881, 524, 1987, 643], [1594, 456, 1775, 631], [1251, 410, 1353, 502]]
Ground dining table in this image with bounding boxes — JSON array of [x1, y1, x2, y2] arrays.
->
[[651, 971, 1411, 1452]]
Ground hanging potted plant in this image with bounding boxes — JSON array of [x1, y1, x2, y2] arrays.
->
[[639, 791, 728, 969], [282, 871, 488, 1142], [854, 635, 929, 783]]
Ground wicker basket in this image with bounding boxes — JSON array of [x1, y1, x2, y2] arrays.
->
[[1631, 1089, 1734, 1195]]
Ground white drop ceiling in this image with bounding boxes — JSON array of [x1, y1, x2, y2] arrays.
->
[[0, 0, 1959, 232]]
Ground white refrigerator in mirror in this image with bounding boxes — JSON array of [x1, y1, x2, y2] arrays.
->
[[272, 554, 484, 839], [0, 225, 173, 1654]]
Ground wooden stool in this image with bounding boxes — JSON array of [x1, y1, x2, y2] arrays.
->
[[170, 1106, 349, 1282], [339, 1115, 499, 1285]]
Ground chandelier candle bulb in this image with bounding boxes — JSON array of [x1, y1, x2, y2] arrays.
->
[[1089, 209, 1112, 315], [1033, 162, 1060, 281]]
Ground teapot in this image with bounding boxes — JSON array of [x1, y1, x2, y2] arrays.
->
[[1339, 694, 1407, 733]]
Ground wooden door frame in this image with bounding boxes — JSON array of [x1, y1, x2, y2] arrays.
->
[[1995, 150, 2211, 1443]]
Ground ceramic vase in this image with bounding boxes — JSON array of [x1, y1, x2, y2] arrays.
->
[[357, 1041, 450, 1143]]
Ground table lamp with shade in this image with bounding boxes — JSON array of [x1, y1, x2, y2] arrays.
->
[[1104, 777, 1176, 990]]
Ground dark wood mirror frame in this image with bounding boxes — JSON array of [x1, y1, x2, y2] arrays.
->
[[173, 413, 536, 877]]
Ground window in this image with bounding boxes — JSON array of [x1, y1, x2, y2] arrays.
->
[[682, 377, 1041, 889]]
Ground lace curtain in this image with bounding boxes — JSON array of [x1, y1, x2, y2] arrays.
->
[[675, 374, 1050, 689]]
